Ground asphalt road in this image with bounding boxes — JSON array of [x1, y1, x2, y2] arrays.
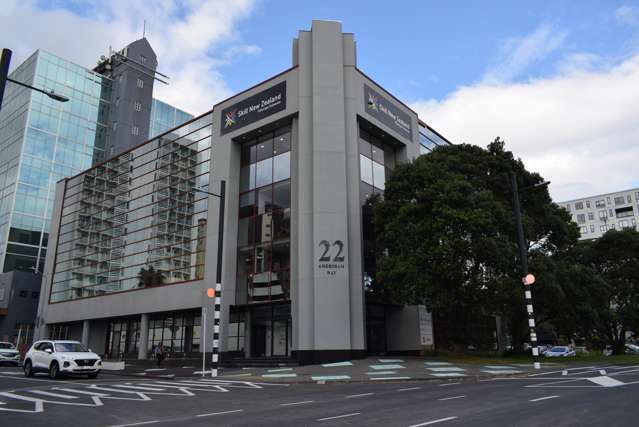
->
[[1, 364, 638, 426]]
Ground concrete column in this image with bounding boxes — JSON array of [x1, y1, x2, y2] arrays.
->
[[138, 313, 149, 359], [81, 320, 90, 347]]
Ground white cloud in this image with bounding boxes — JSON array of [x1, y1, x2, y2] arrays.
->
[[616, 5, 639, 26], [483, 24, 568, 84], [0, 0, 259, 115], [412, 53, 639, 202]]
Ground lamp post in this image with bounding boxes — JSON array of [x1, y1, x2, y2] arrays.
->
[[1, 49, 69, 111], [511, 174, 550, 370], [193, 181, 225, 377]]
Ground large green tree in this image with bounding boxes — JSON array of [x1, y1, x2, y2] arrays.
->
[[373, 139, 579, 348], [572, 229, 639, 354]]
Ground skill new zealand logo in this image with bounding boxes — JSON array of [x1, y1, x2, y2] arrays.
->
[[367, 92, 379, 112], [224, 109, 237, 129]]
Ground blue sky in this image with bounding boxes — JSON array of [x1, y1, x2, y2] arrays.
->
[[2, 0, 639, 200], [226, 0, 639, 102]]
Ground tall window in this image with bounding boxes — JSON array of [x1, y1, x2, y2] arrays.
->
[[134, 101, 142, 112], [237, 126, 291, 303], [137, 78, 144, 88], [359, 127, 395, 293]]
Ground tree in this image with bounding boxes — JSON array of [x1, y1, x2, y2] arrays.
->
[[138, 265, 165, 288], [573, 229, 639, 354], [373, 139, 579, 348]]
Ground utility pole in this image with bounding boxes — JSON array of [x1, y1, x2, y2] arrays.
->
[[1, 48, 69, 113], [511, 173, 542, 369], [0, 48, 12, 109]]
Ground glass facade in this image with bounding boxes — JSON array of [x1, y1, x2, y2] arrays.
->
[[359, 127, 394, 292], [0, 50, 111, 274], [50, 113, 211, 302], [236, 125, 291, 304], [150, 99, 193, 139], [0, 50, 193, 278], [419, 123, 449, 154]]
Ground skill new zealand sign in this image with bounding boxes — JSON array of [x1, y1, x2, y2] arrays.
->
[[220, 81, 287, 135], [364, 84, 412, 138]]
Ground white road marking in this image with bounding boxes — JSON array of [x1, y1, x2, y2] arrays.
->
[[110, 421, 160, 427], [262, 373, 297, 378], [223, 373, 253, 377], [268, 368, 293, 372], [379, 359, 404, 363], [371, 376, 411, 381], [530, 395, 559, 402], [367, 371, 397, 375], [280, 400, 314, 406], [345, 392, 374, 399], [408, 416, 458, 426], [438, 395, 466, 401], [144, 369, 166, 372], [113, 384, 166, 391], [321, 361, 353, 367], [480, 370, 523, 375], [428, 367, 465, 372], [398, 387, 421, 392], [311, 375, 350, 381], [599, 370, 606, 375], [430, 373, 466, 377], [28, 390, 79, 399], [195, 409, 244, 418], [528, 366, 595, 377], [424, 362, 452, 366], [587, 376, 625, 387], [370, 364, 405, 370], [317, 412, 360, 422], [483, 365, 518, 369], [0, 371, 22, 375], [439, 382, 461, 386]]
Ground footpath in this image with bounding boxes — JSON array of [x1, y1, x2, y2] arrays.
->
[[100, 356, 566, 383]]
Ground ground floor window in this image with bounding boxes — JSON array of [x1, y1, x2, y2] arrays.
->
[[147, 311, 201, 354], [106, 318, 140, 358]]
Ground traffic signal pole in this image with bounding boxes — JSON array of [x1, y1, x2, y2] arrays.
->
[[511, 173, 541, 369]]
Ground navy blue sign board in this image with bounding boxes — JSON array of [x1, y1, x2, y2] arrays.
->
[[364, 84, 412, 138], [220, 81, 287, 135]]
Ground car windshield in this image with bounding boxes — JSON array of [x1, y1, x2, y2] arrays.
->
[[0, 343, 15, 349], [550, 347, 567, 352], [627, 344, 639, 350], [54, 342, 88, 352]]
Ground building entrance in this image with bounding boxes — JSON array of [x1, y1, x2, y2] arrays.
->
[[248, 303, 291, 358]]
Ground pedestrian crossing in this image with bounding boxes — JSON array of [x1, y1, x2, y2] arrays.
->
[[0, 379, 283, 414]]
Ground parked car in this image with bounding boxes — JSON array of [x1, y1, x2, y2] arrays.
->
[[544, 346, 576, 357], [604, 343, 639, 356], [0, 342, 21, 366], [23, 340, 101, 379]]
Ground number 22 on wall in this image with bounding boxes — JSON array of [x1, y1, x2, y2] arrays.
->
[[318, 240, 345, 262]]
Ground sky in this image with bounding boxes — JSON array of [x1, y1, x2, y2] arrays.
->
[[2, 0, 639, 201]]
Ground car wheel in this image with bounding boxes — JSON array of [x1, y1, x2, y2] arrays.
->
[[88, 372, 98, 379], [24, 360, 34, 377], [49, 361, 61, 380]]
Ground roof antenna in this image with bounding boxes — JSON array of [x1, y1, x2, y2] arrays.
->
[[143, 19, 146, 38]]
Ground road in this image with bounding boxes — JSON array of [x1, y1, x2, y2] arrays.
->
[[1, 364, 638, 426]]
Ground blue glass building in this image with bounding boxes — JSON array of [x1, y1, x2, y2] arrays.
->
[[0, 48, 192, 276]]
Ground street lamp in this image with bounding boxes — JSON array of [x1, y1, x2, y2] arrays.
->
[[193, 182, 226, 377], [1, 48, 69, 111], [511, 174, 550, 370]]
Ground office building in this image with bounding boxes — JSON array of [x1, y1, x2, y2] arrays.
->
[[560, 187, 639, 240], [0, 40, 191, 345], [37, 21, 450, 363]]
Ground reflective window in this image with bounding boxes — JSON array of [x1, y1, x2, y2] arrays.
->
[[237, 125, 291, 303]]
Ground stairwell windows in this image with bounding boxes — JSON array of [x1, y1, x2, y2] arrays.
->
[[137, 78, 144, 88], [134, 101, 142, 112]]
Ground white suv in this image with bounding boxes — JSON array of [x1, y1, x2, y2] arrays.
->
[[23, 340, 102, 379], [0, 342, 21, 365]]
